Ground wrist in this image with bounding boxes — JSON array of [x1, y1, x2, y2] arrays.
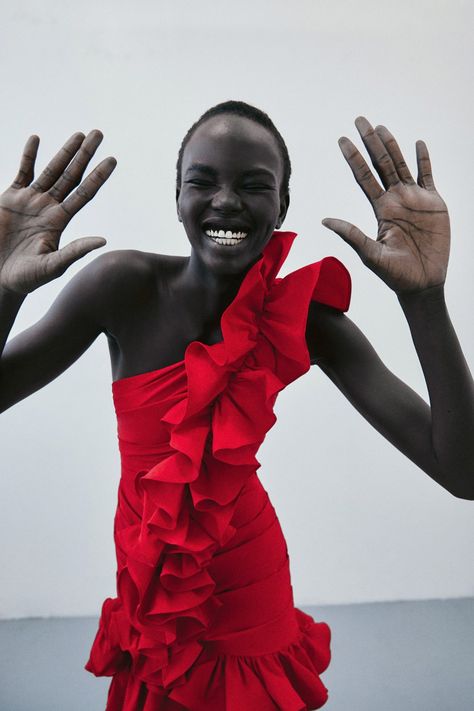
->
[[397, 283, 446, 312], [0, 283, 28, 305]]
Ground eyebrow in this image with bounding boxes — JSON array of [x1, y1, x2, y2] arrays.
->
[[185, 163, 216, 177], [185, 163, 276, 180]]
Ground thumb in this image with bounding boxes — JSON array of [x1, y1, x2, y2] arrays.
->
[[46, 236, 107, 278], [322, 218, 377, 265]]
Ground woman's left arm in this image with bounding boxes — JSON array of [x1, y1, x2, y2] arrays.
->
[[314, 116, 474, 500]]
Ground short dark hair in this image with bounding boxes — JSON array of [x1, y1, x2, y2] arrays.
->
[[176, 100, 291, 195]]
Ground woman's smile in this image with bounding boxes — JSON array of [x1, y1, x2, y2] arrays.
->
[[204, 228, 249, 246]]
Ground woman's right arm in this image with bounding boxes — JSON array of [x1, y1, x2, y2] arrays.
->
[[0, 129, 116, 412], [0, 253, 125, 413]]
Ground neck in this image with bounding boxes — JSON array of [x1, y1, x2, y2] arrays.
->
[[181, 249, 259, 315]]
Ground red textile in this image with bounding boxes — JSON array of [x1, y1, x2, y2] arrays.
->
[[85, 231, 351, 710]]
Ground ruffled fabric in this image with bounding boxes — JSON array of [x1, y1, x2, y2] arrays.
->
[[85, 230, 351, 710], [103, 609, 330, 711]]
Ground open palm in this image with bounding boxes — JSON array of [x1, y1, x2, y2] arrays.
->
[[323, 117, 450, 294], [0, 130, 116, 295]]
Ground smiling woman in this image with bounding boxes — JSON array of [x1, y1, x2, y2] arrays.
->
[[0, 99, 472, 711]]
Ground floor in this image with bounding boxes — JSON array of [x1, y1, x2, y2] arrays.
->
[[0, 598, 472, 710]]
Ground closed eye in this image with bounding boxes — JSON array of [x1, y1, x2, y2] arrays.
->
[[242, 184, 274, 191], [185, 179, 214, 187]]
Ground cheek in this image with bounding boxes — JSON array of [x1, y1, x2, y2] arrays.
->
[[178, 189, 207, 216]]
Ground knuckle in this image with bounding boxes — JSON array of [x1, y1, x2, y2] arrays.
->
[[61, 145, 75, 159], [61, 169, 74, 184], [81, 145, 95, 159], [59, 202, 72, 218], [91, 168, 105, 182], [348, 224, 359, 240], [359, 168, 373, 183], [76, 185, 91, 199]]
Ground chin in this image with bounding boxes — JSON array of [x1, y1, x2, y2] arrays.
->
[[190, 236, 266, 274]]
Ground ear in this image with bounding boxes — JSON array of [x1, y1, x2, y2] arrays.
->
[[176, 186, 182, 222], [275, 191, 290, 229]]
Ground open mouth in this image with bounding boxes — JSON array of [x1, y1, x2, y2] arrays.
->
[[204, 228, 249, 246]]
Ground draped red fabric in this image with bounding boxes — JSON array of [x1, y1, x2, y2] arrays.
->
[[85, 231, 351, 710]]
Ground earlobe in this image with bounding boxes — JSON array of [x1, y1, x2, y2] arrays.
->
[[176, 188, 182, 222], [276, 192, 290, 229]]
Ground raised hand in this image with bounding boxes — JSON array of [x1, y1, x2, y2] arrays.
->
[[0, 130, 116, 295], [322, 116, 450, 294]]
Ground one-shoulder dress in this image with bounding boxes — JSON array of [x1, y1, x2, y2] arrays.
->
[[85, 230, 351, 710]]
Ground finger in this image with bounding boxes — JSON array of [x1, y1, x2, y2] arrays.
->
[[322, 217, 379, 265], [416, 140, 436, 190], [374, 125, 415, 184], [60, 157, 117, 217], [338, 136, 385, 203], [30, 132, 85, 192], [44, 237, 108, 279], [48, 129, 104, 202], [11, 135, 40, 188], [355, 116, 400, 189]]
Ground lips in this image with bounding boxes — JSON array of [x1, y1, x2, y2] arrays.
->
[[201, 221, 251, 247]]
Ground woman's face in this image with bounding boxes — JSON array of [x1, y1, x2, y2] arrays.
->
[[176, 114, 289, 275]]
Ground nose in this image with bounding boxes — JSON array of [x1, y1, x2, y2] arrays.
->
[[211, 185, 243, 212]]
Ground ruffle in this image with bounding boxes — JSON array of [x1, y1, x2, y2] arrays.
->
[[104, 609, 331, 711], [85, 231, 351, 706]]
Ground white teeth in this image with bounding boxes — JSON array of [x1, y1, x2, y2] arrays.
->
[[204, 228, 248, 244], [216, 238, 236, 245]]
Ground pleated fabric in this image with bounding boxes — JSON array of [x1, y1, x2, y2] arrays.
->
[[85, 230, 351, 710]]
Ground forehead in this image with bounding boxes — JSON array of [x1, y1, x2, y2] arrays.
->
[[182, 114, 283, 179]]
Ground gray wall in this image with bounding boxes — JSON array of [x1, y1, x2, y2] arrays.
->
[[0, 0, 473, 617]]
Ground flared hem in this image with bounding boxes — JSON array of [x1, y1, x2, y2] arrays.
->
[[97, 608, 331, 711]]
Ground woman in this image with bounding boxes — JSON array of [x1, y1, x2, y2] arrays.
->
[[0, 101, 472, 710]]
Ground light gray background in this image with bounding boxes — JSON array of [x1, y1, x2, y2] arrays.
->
[[0, 0, 472, 619]]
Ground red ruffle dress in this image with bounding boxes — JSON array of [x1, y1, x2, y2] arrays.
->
[[85, 231, 351, 710]]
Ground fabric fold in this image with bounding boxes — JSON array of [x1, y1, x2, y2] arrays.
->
[[85, 230, 351, 710]]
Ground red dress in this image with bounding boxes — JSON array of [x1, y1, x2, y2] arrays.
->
[[85, 230, 351, 710]]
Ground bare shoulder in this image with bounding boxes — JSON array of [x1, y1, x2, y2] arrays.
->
[[81, 248, 157, 288], [75, 248, 183, 331], [85, 248, 183, 288]]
